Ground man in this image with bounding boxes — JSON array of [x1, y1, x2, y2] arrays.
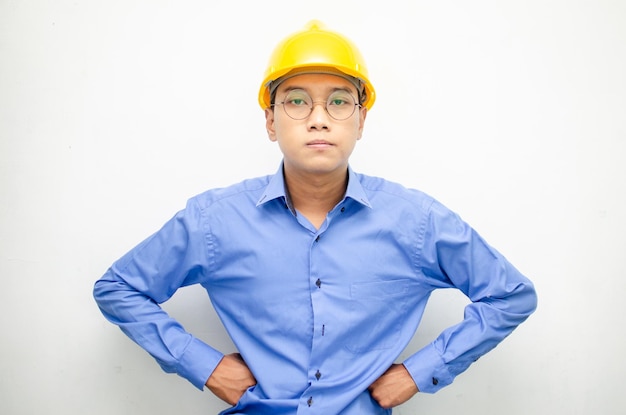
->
[[94, 20, 537, 414]]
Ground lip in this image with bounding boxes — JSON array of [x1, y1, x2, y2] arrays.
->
[[306, 140, 333, 148]]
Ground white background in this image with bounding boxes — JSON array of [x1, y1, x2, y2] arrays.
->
[[1, 1, 625, 414]]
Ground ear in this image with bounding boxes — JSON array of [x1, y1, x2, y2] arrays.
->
[[356, 107, 367, 140], [265, 108, 277, 142]]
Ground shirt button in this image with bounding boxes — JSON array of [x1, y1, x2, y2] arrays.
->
[[315, 235, 320, 242], [307, 396, 313, 406], [315, 278, 321, 288], [340, 206, 345, 212], [315, 370, 321, 380], [432, 377, 439, 385]]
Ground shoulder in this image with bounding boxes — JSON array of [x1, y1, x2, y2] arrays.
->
[[188, 175, 271, 210], [355, 172, 436, 212]]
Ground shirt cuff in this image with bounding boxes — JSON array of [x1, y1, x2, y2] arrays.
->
[[176, 337, 224, 390], [403, 343, 453, 394]]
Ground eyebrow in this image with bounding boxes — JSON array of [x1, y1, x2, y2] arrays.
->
[[282, 86, 355, 95]]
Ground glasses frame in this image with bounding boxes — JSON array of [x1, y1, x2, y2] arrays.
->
[[272, 90, 362, 121]]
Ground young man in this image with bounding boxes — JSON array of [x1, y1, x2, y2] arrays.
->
[[94, 20, 537, 414]]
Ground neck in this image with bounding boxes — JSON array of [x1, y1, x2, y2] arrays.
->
[[283, 165, 348, 228]]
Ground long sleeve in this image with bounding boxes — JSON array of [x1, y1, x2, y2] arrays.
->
[[404, 199, 538, 393], [93, 198, 223, 390], [93, 169, 538, 412]]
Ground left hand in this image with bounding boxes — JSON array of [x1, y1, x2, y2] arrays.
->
[[205, 353, 257, 405], [368, 363, 419, 409]]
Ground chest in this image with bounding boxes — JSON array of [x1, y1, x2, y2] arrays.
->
[[205, 204, 421, 301]]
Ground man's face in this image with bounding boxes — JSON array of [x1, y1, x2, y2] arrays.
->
[[265, 73, 367, 178]]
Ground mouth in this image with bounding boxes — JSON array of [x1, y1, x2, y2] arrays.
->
[[306, 140, 333, 148]]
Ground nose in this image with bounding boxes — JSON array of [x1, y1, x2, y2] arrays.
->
[[307, 101, 330, 130]]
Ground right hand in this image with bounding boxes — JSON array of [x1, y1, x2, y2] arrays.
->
[[205, 353, 257, 405]]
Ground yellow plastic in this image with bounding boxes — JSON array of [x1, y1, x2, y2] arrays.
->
[[258, 20, 376, 110]]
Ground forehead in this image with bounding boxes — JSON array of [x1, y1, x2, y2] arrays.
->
[[276, 73, 358, 96]]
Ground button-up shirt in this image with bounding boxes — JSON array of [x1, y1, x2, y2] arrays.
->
[[94, 164, 537, 414]]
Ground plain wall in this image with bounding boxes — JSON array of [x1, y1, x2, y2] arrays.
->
[[1, 1, 625, 414]]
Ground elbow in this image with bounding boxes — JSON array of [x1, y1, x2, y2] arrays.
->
[[486, 278, 538, 322], [92, 271, 136, 324], [93, 275, 115, 315], [511, 279, 538, 319], [92, 268, 127, 311], [92, 278, 108, 306], [524, 281, 538, 316], [93, 269, 115, 304]]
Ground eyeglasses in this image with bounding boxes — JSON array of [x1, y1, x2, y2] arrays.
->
[[273, 89, 361, 121]]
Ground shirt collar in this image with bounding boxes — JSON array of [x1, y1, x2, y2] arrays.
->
[[256, 162, 372, 210], [344, 166, 372, 208], [256, 163, 289, 208]]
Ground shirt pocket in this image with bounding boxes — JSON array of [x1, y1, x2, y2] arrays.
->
[[345, 279, 410, 354]]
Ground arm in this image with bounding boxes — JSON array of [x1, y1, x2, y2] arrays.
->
[[93, 198, 223, 390], [404, 199, 537, 393]]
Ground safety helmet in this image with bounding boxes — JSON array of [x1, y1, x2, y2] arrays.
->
[[258, 20, 376, 111]]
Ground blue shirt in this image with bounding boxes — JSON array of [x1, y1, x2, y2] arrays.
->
[[94, 164, 537, 414]]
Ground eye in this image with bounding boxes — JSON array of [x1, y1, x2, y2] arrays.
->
[[289, 98, 307, 106], [327, 92, 353, 106], [284, 90, 311, 106]]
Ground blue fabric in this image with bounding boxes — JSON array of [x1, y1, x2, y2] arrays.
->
[[94, 164, 537, 414]]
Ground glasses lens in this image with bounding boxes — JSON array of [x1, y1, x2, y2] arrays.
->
[[326, 91, 357, 120], [279, 89, 358, 120], [282, 90, 312, 120]]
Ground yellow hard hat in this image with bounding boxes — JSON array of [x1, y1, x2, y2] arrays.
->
[[258, 20, 376, 111]]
